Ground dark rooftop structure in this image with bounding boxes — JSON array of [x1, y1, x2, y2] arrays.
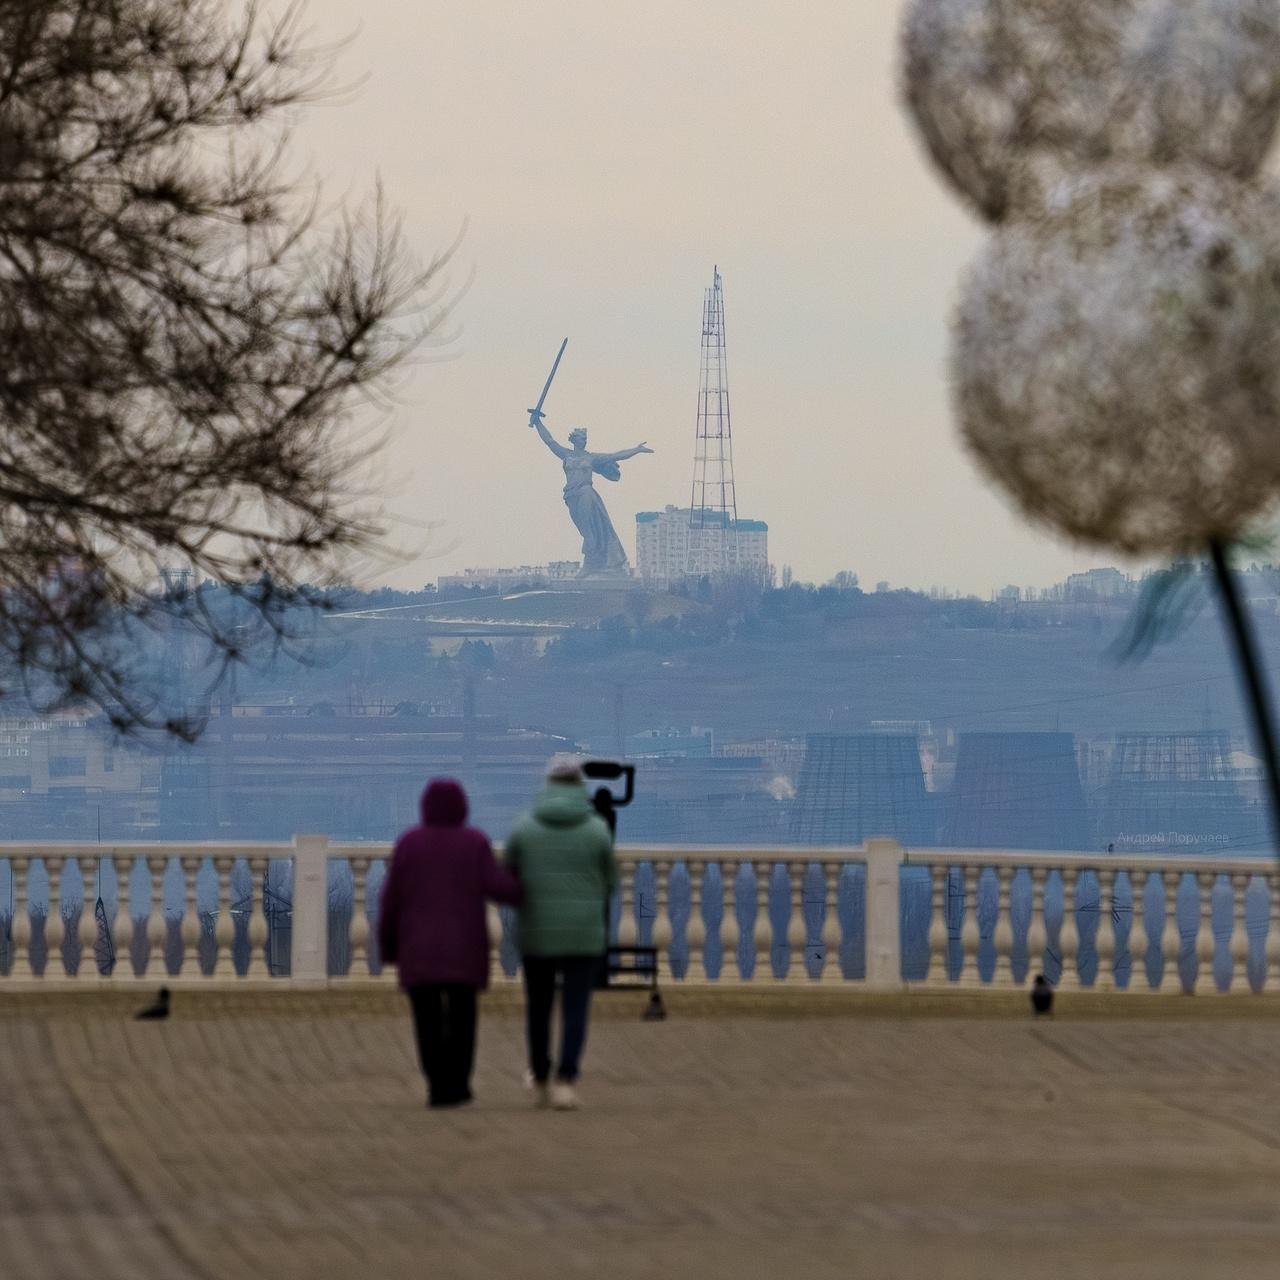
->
[[945, 732, 1088, 850], [790, 734, 934, 846]]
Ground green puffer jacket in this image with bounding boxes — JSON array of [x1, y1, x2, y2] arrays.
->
[[503, 782, 619, 957]]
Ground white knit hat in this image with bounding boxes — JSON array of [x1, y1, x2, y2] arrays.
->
[[546, 753, 584, 782]]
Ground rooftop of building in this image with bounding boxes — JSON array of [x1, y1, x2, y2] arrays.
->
[[636, 506, 768, 532]]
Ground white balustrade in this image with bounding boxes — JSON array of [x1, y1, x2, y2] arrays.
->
[[0, 839, 1277, 994]]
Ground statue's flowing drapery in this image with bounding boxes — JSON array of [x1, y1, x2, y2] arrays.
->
[[563, 455, 628, 572]]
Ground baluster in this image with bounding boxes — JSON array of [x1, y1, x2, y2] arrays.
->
[[958, 865, 980, 985], [1229, 872, 1251, 994], [651, 858, 673, 979], [1095, 866, 1117, 992], [720, 859, 741, 981], [787, 861, 806, 980], [180, 856, 202, 978], [44, 857, 66, 978], [820, 860, 842, 982], [9, 855, 32, 979], [1026, 866, 1048, 985], [349, 855, 371, 977], [1267, 871, 1280, 994], [77, 855, 99, 978], [1127, 870, 1149, 993], [1058, 868, 1080, 992], [112, 856, 135, 980], [687, 860, 707, 981], [143, 860, 165, 977], [992, 865, 1015, 986], [1194, 871, 1216, 995], [927, 863, 949, 984], [1163, 871, 1186, 994], [617, 858, 638, 948], [246, 855, 270, 980], [212, 855, 236, 978], [753, 859, 773, 981]]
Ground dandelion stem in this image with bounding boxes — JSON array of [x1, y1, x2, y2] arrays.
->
[[1209, 538, 1280, 851]]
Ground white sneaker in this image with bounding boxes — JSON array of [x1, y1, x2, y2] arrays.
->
[[524, 1069, 551, 1108], [550, 1082, 579, 1111]]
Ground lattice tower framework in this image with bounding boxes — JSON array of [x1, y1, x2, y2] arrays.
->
[[690, 267, 738, 559]]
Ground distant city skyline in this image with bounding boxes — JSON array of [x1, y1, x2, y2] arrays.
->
[[297, 1, 1168, 596]]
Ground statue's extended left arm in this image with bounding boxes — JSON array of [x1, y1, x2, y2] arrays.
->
[[601, 442, 655, 463]]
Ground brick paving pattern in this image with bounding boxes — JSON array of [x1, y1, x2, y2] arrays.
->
[[3, 994, 1280, 1278]]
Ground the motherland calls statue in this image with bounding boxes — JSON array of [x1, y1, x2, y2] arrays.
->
[[527, 339, 653, 576]]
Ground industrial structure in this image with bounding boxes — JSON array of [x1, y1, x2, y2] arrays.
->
[[636, 268, 769, 586], [790, 734, 935, 846], [1092, 732, 1261, 852], [945, 732, 1089, 850]]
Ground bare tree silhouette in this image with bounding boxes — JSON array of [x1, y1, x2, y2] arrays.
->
[[0, 0, 452, 735]]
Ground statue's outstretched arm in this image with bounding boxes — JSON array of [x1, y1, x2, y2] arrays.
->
[[530, 416, 569, 459], [602, 442, 655, 463]]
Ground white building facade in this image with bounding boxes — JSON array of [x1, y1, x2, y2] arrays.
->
[[635, 506, 769, 586]]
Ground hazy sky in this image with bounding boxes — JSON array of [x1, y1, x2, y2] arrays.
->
[[297, 0, 1119, 595]]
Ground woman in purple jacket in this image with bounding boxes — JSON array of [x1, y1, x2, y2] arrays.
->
[[378, 779, 523, 1108]]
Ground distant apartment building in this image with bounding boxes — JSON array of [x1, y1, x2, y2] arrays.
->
[[1062, 567, 1131, 600], [635, 506, 768, 586], [437, 562, 580, 593]]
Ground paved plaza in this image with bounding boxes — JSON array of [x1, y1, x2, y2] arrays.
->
[[3, 989, 1280, 1279]]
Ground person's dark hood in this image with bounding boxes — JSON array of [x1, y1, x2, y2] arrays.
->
[[421, 778, 468, 827]]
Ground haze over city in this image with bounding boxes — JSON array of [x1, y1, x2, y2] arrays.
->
[[294, 0, 1137, 596]]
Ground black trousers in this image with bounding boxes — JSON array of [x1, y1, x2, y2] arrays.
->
[[408, 984, 477, 1106], [522, 955, 597, 1084]]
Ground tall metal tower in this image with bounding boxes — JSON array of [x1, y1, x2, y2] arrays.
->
[[690, 267, 738, 563]]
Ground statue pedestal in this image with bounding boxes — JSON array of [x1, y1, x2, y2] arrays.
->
[[554, 571, 643, 592]]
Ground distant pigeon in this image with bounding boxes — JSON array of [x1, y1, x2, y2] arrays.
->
[[135, 987, 171, 1021], [1031, 974, 1053, 1017]]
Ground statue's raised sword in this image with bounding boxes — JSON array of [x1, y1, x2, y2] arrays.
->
[[527, 337, 568, 427]]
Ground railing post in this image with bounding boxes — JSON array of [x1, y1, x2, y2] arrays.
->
[[1059, 868, 1080, 992], [786, 861, 806, 979], [1268, 870, 1280, 994], [290, 835, 330, 984], [927, 861, 949, 983], [246, 855, 270, 980], [687, 862, 707, 981], [1194, 871, 1216, 995], [865, 839, 903, 992], [992, 865, 1015, 986], [113, 856, 135, 980], [1095, 866, 1117, 993], [652, 858, 673, 980], [1026, 865, 1048, 984], [616, 857, 638, 949], [958, 864, 981, 987], [44, 857, 66, 978], [820, 860, 842, 981], [721, 859, 741, 980], [753, 859, 773, 980], [77, 855, 99, 978], [180, 855, 201, 978], [1230, 872, 1251, 994], [146, 856, 167, 980], [10, 856, 32, 979], [1128, 870, 1149, 992]]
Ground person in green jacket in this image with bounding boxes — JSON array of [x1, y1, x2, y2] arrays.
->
[[504, 755, 619, 1110]]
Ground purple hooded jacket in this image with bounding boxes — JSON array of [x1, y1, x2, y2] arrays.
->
[[377, 780, 523, 990]]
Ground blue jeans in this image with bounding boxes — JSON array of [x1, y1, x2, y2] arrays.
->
[[522, 955, 597, 1084]]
